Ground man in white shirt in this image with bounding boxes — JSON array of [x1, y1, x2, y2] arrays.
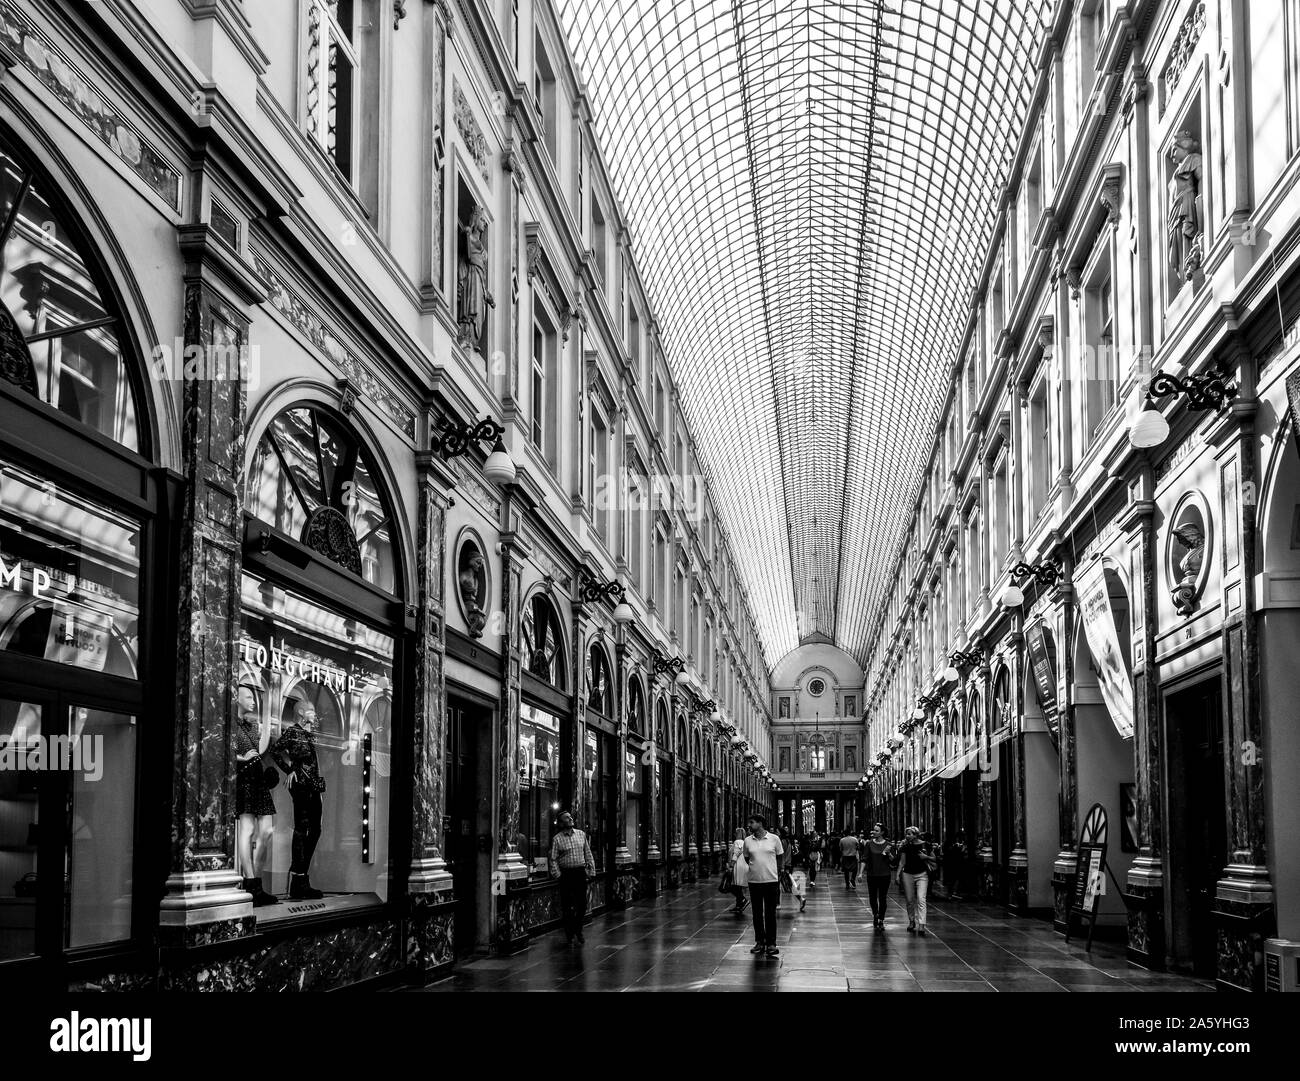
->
[[743, 814, 785, 957]]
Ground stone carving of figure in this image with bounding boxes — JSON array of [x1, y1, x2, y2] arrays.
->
[[456, 206, 494, 349], [458, 550, 487, 638], [1167, 131, 1204, 284], [1171, 522, 1205, 616]]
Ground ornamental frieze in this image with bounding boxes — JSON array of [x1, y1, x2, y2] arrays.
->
[[253, 253, 416, 439], [0, 0, 181, 210], [453, 80, 491, 184]]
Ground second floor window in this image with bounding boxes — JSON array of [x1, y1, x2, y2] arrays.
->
[[306, 0, 358, 180]]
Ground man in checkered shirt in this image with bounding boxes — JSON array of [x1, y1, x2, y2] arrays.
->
[[549, 810, 596, 945]]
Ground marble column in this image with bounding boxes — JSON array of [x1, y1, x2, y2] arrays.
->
[[611, 640, 636, 906], [1006, 632, 1031, 914], [1052, 574, 1080, 934], [493, 529, 529, 951], [1120, 479, 1165, 968], [159, 231, 263, 947], [1208, 368, 1274, 992], [406, 453, 455, 977]]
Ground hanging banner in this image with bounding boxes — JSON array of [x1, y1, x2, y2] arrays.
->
[[1076, 562, 1135, 739], [1023, 619, 1060, 749]]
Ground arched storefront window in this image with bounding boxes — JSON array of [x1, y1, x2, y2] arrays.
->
[[586, 642, 611, 716], [582, 641, 615, 872], [0, 142, 142, 451], [239, 403, 402, 914], [627, 677, 646, 736], [518, 590, 568, 877], [247, 405, 395, 591], [521, 593, 566, 689], [0, 130, 161, 968]]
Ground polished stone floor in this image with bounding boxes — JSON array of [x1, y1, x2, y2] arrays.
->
[[424, 877, 1215, 992]]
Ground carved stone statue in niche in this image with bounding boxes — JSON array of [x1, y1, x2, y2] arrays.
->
[[457, 545, 488, 638], [1171, 521, 1205, 616], [456, 206, 494, 350], [1167, 131, 1204, 284]]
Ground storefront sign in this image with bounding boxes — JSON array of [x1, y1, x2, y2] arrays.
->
[[1024, 619, 1059, 746], [0, 556, 54, 597], [238, 636, 366, 694], [1076, 562, 1135, 739]]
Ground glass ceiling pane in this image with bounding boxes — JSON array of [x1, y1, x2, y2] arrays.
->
[[559, 0, 1049, 667]]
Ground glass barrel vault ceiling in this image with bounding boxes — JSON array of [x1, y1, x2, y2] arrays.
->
[[558, 0, 1049, 667]]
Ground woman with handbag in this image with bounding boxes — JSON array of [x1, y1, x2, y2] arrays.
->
[[896, 826, 935, 935], [727, 828, 749, 915]]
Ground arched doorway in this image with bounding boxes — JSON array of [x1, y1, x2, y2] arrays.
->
[[0, 128, 169, 971]]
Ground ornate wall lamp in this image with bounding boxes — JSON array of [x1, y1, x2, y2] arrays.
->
[[578, 566, 634, 623], [1128, 371, 1237, 450], [651, 647, 688, 684], [912, 692, 943, 721], [943, 648, 981, 683], [999, 559, 1061, 607], [434, 415, 516, 485]]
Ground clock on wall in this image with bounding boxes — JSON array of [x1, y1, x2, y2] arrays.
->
[[808, 677, 826, 697]]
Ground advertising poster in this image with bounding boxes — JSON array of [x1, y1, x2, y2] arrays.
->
[[1077, 562, 1135, 739]]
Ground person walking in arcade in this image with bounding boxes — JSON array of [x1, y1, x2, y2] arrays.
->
[[549, 810, 597, 945], [743, 814, 785, 957]]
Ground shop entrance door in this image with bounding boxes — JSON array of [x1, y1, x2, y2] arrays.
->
[[445, 696, 484, 959], [1164, 678, 1226, 978]]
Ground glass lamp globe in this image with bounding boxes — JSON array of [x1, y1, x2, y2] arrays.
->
[[483, 438, 517, 485], [943, 664, 960, 683], [912, 706, 925, 721], [1129, 409, 1170, 449], [612, 598, 635, 624], [999, 582, 1025, 608]]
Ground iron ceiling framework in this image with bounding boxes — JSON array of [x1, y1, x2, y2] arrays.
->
[[559, 0, 1049, 667]]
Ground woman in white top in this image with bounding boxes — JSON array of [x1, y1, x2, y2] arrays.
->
[[728, 828, 749, 915]]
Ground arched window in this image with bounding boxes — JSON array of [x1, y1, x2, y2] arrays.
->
[[522, 593, 566, 689], [586, 642, 612, 716], [247, 405, 396, 592], [676, 716, 687, 759], [0, 140, 142, 451], [627, 677, 646, 736], [0, 128, 164, 964], [241, 405, 403, 915], [655, 699, 668, 746]]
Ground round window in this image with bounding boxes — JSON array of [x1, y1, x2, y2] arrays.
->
[[808, 677, 826, 697]]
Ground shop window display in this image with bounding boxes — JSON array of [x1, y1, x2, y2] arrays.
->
[[583, 728, 610, 871], [519, 702, 561, 877], [0, 460, 140, 677], [236, 571, 394, 915]]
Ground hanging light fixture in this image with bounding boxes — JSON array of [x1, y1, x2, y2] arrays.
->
[[1128, 371, 1236, 450], [436, 415, 517, 486], [1000, 559, 1061, 608]]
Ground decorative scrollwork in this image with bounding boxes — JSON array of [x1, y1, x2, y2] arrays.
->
[[0, 305, 37, 395], [1009, 560, 1061, 587], [578, 568, 626, 606], [434, 416, 505, 458], [301, 506, 364, 576], [1146, 372, 1237, 412]]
